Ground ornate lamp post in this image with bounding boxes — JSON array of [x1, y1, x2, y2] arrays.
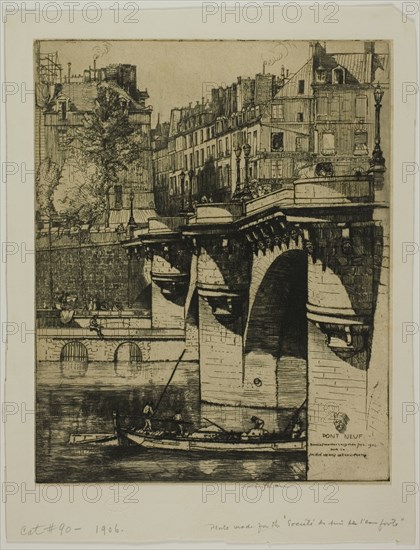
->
[[187, 169, 195, 213], [127, 188, 136, 239], [241, 142, 253, 200], [127, 188, 136, 309], [370, 82, 385, 171], [232, 145, 242, 201], [179, 170, 186, 212]]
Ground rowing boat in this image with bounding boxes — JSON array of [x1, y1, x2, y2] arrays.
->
[[121, 428, 306, 453]]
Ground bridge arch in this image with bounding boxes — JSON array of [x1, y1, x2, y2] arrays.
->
[[244, 248, 308, 408]]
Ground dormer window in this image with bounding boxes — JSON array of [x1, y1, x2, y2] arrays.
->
[[316, 67, 326, 83], [332, 67, 345, 85]]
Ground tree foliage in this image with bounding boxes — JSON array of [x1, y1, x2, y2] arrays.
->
[[53, 152, 107, 228], [72, 84, 140, 197], [54, 84, 143, 227], [36, 158, 62, 220]]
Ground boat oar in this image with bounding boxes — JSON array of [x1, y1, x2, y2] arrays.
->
[[202, 417, 228, 433], [283, 399, 307, 436], [153, 349, 186, 415]]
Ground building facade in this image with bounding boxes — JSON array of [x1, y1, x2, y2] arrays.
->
[[37, 53, 155, 228], [152, 41, 389, 216]]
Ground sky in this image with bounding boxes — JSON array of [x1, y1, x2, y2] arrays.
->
[[39, 40, 390, 126]]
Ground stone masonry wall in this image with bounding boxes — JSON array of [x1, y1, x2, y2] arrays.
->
[[36, 231, 146, 310], [37, 336, 184, 363]]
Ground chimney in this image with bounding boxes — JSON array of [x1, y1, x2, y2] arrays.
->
[[364, 41, 375, 54], [93, 58, 97, 80], [281, 65, 285, 79], [67, 62, 71, 83]]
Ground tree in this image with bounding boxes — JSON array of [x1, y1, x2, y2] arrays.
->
[[54, 155, 106, 229], [70, 84, 141, 226], [36, 158, 62, 307], [53, 155, 107, 307]]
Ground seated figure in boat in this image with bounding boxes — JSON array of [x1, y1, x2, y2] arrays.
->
[[242, 416, 268, 439], [291, 420, 306, 439]]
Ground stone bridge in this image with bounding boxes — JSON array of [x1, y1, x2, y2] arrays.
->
[[124, 171, 389, 480]]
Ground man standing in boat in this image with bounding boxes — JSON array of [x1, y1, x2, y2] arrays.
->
[[173, 411, 184, 436], [143, 403, 154, 433]]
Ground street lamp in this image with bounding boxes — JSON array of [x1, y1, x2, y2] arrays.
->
[[370, 82, 385, 171], [187, 169, 195, 213], [231, 145, 242, 201], [179, 170, 185, 212], [241, 142, 253, 200], [127, 188, 136, 238]]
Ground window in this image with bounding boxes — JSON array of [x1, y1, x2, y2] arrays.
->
[[206, 128, 210, 140], [194, 132, 197, 146], [224, 165, 230, 185], [271, 132, 284, 151], [200, 149, 204, 165], [297, 112, 304, 122], [211, 145, 215, 158], [189, 153, 193, 168], [57, 127, 67, 150], [298, 80, 305, 94], [206, 146, 210, 158], [322, 132, 335, 155], [330, 98, 340, 120], [184, 155, 188, 170], [195, 151, 199, 166], [200, 130, 204, 143], [253, 130, 257, 154], [317, 96, 328, 119], [272, 160, 283, 178], [114, 185, 122, 209], [60, 101, 67, 120], [218, 139, 223, 155], [295, 136, 303, 152], [225, 137, 229, 154], [316, 69, 326, 83], [354, 130, 368, 155], [271, 103, 284, 120], [333, 68, 344, 84], [355, 96, 367, 120], [189, 134, 193, 147], [341, 99, 352, 119]]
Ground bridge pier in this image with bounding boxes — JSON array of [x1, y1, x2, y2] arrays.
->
[[151, 249, 188, 331], [196, 236, 250, 405]]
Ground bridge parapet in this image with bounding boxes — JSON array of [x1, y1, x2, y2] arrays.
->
[[189, 203, 243, 225], [294, 174, 374, 205]]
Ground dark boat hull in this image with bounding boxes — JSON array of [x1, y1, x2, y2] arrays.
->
[[122, 430, 306, 453]]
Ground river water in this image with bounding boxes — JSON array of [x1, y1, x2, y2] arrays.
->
[[36, 360, 307, 482]]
